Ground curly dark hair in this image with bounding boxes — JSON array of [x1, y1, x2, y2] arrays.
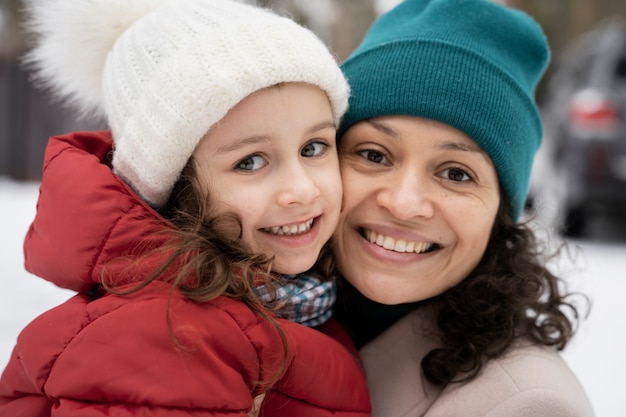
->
[[422, 200, 587, 385], [333, 199, 588, 387]]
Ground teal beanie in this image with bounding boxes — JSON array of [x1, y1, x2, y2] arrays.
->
[[339, 0, 550, 221]]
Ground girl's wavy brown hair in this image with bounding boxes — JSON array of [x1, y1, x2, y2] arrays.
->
[[421, 200, 588, 385], [104, 157, 289, 390]]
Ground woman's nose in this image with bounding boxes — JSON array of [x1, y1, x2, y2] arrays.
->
[[276, 163, 321, 207], [376, 171, 435, 220]]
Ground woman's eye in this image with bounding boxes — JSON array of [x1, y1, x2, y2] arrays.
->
[[442, 167, 472, 182], [357, 149, 387, 164], [301, 141, 328, 157], [236, 154, 267, 171]]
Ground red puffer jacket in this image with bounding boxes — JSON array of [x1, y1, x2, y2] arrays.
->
[[0, 131, 371, 417]]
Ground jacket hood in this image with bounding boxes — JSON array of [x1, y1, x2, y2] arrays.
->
[[24, 131, 173, 293]]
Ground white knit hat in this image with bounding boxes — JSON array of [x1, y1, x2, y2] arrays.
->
[[24, 0, 349, 207]]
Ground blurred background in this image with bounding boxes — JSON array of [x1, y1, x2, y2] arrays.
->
[[2, 0, 626, 238], [1, 0, 625, 416]]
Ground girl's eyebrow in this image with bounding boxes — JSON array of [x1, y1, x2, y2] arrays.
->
[[217, 120, 336, 154], [217, 135, 271, 154], [308, 120, 336, 134]]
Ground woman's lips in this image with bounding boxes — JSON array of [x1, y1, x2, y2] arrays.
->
[[363, 228, 435, 254]]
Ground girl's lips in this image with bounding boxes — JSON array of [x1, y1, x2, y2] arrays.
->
[[258, 216, 322, 248], [262, 218, 315, 236]]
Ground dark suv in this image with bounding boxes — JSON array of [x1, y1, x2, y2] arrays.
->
[[537, 18, 626, 236]]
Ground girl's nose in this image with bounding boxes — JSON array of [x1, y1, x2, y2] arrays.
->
[[276, 163, 321, 207]]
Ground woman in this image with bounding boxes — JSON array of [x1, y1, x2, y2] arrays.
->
[[331, 0, 594, 415]]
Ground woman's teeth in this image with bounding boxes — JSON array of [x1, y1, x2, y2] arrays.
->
[[264, 219, 314, 236], [365, 230, 434, 254]]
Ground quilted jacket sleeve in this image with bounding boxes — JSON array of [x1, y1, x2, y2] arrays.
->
[[259, 320, 371, 417], [0, 291, 270, 416], [0, 348, 54, 417], [6, 131, 371, 416], [0, 290, 372, 417]]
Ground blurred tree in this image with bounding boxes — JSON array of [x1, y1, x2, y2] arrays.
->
[[255, 0, 376, 60], [509, 0, 626, 57], [505, 0, 625, 101], [3, 0, 626, 180], [329, 0, 376, 60], [0, 0, 102, 180], [0, 0, 25, 60]]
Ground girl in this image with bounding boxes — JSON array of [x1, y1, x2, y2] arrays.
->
[[0, 0, 370, 416]]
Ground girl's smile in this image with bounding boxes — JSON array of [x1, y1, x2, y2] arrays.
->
[[193, 83, 342, 275], [262, 217, 316, 236]]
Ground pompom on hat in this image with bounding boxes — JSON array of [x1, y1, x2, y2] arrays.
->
[[24, 0, 349, 207], [339, 0, 550, 221]]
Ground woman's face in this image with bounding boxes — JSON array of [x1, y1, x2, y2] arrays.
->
[[333, 116, 500, 304], [193, 83, 342, 275]]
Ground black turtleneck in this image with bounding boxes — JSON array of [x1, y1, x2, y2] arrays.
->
[[334, 279, 425, 349]]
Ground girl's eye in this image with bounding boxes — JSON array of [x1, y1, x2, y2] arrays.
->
[[442, 167, 473, 182], [236, 154, 267, 171], [301, 141, 328, 157], [357, 149, 388, 165]]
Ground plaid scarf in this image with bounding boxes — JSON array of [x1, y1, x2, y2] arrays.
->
[[253, 271, 336, 327]]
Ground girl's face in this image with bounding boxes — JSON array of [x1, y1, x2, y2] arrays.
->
[[193, 83, 342, 275], [333, 116, 500, 304]]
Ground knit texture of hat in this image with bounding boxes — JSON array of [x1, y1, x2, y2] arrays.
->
[[24, 0, 349, 207], [339, 0, 550, 221]]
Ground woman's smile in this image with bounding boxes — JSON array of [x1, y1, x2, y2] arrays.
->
[[334, 115, 500, 304], [362, 228, 435, 254]]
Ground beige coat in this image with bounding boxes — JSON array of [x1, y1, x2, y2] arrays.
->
[[360, 305, 594, 417]]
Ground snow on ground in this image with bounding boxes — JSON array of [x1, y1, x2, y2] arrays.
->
[[1, 177, 625, 416], [0, 179, 76, 367]]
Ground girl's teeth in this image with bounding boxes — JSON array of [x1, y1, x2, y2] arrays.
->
[[265, 219, 313, 236], [365, 230, 433, 254]]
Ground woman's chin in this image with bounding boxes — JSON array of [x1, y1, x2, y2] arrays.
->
[[349, 278, 417, 305]]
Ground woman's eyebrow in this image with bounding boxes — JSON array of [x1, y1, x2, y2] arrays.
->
[[438, 141, 482, 153], [368, 120, 480, 150], [366, 119, 399, 137], [216, 121, 335, 155], [439, 140, 494, 165], [365, 120, 490, 160]]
